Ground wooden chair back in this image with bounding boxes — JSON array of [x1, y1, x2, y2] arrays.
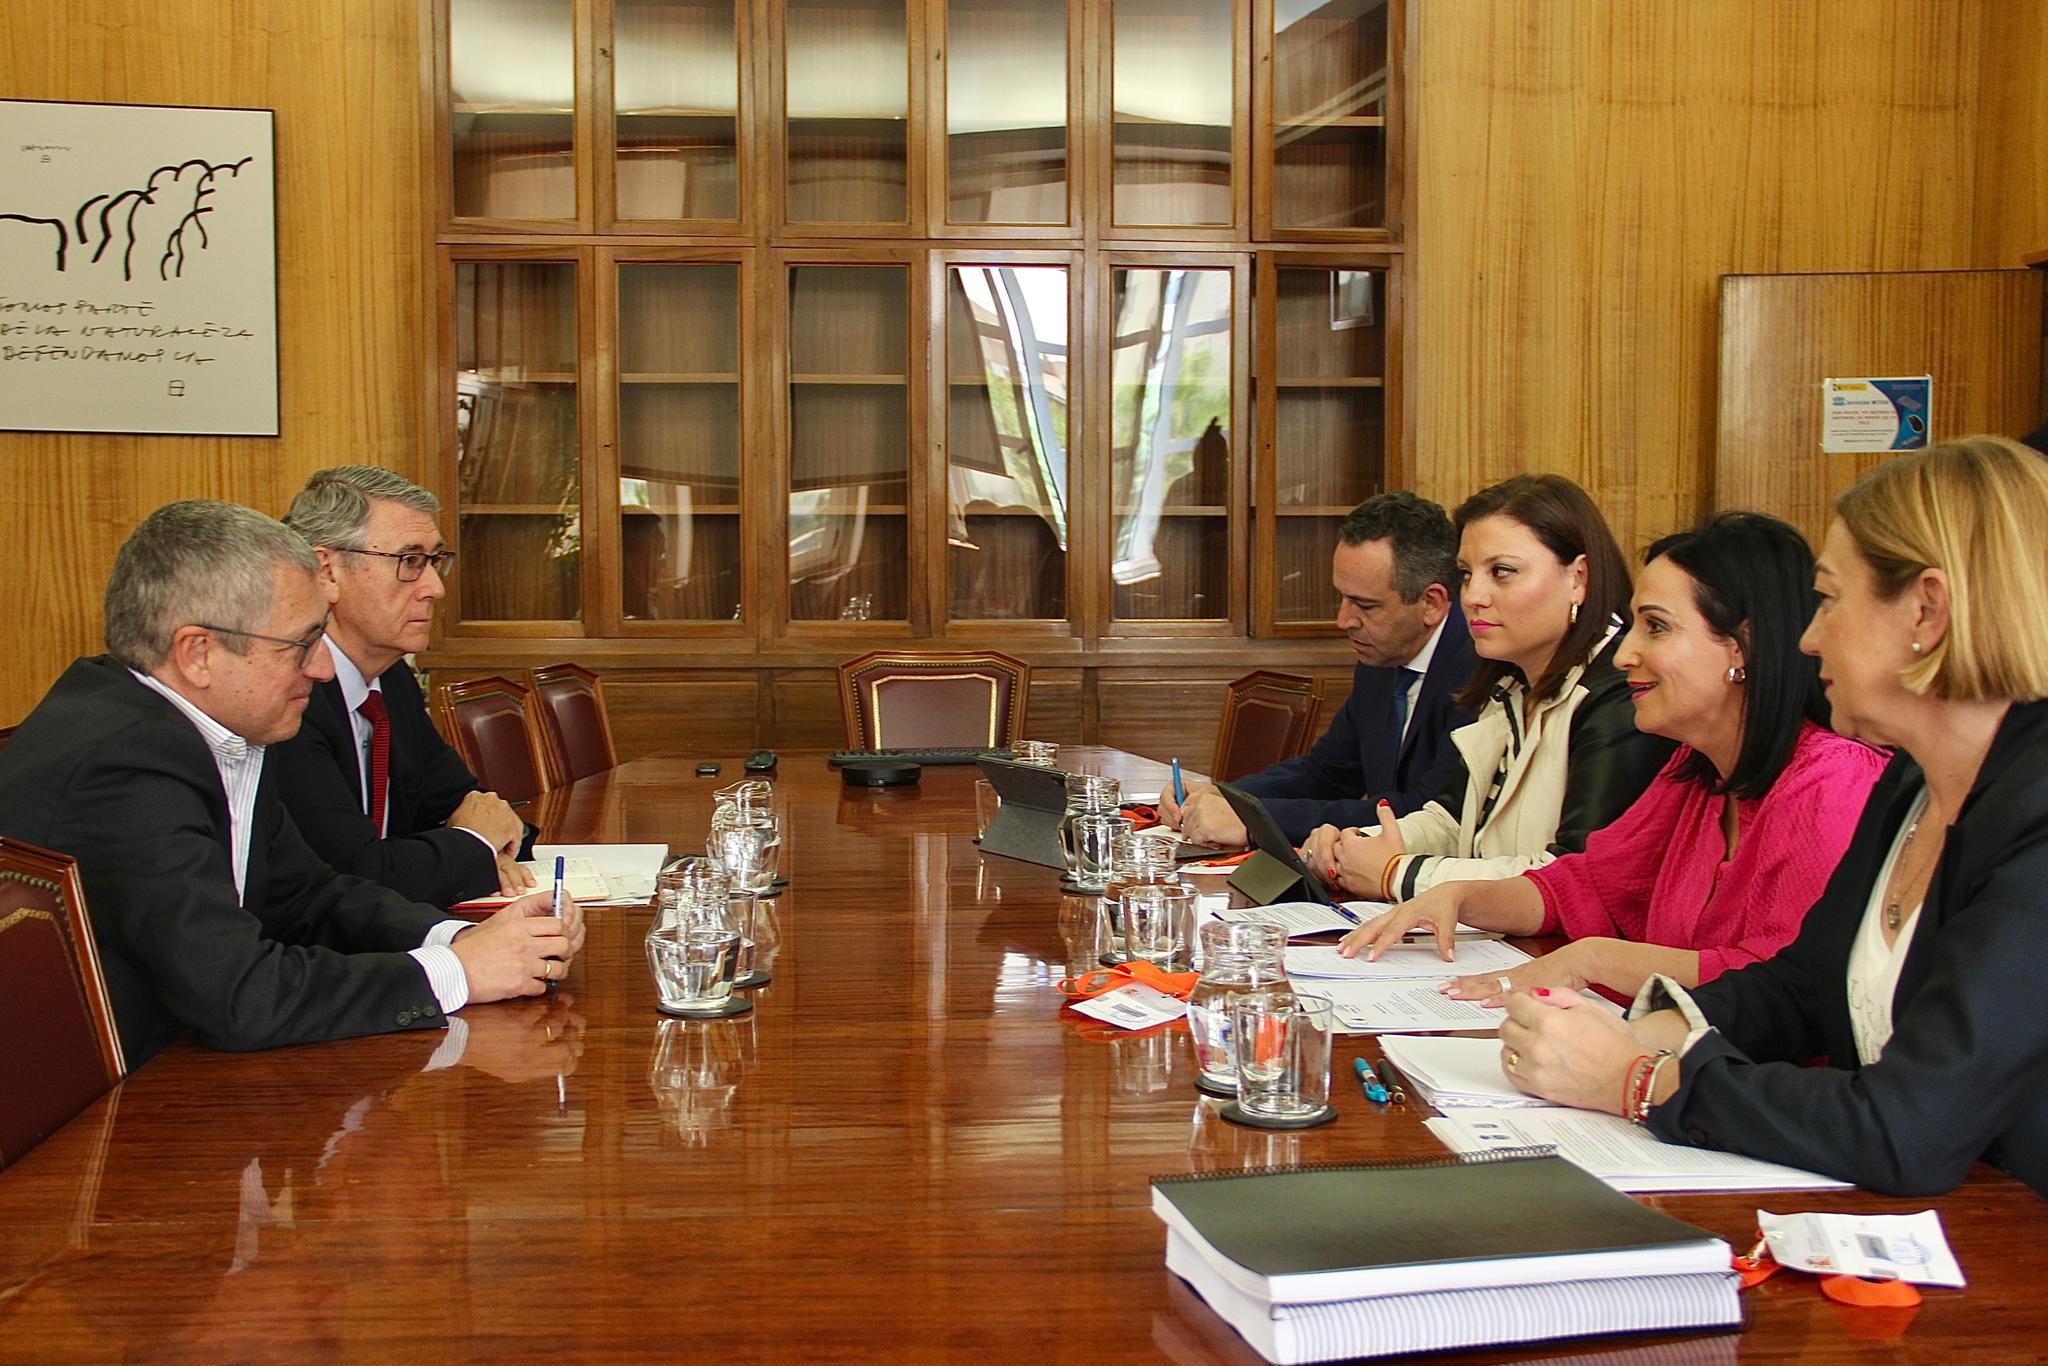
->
[[836, 649, 1030, 750], [431, 675, 552, 804], [0, 839, 125, 1169], [1209, 671, 1323, 784], [529, 663, 618, 786]]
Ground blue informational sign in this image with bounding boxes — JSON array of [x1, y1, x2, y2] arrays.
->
[[1822, 375, 1931, 453]]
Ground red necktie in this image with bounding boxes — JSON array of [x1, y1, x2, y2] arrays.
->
[[358, 690, 390, 835]]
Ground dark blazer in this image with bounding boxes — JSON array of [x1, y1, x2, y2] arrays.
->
[[1650, 697, 2048, 1198], [270, 660, 498, 907], [0, 657, 449, 1065], [1235, 608, 1479, 842]]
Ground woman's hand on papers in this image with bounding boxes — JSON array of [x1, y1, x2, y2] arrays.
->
[[1498, 987, 1640, 1113], [1337, 880, 1462, 961], [1328, 806, 1405, 897], [1443, 940, 1597, 1006]]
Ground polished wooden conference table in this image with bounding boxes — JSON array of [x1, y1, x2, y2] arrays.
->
[[2, 749, 2043, 1364]]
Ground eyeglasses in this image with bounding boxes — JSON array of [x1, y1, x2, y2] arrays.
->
[[341, 547, 456, 582], [195, 620, 328, 669]]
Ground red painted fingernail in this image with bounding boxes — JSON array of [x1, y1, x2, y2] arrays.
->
[[1532, 988, 1551, 997]]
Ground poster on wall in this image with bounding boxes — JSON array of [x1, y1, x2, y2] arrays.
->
[[0, 99, 277, 436], [1821, 375, 1930, 454]]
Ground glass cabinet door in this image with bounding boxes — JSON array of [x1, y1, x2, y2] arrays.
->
[[614, 0, 741, 222], [1109, 265, 1234, 621], [1269, 263, 1385, 624], [1111, 0, 1234, 229], [449, 0, 577, 220], [945, 264, 1069, 620], [785, 0, 910, 225], [787, 265, 910, 621], [617, 263, 743, 621], [1268, 0, 1389, 230], [945, 0, 1069, 226], [453, 260, 582, 621]]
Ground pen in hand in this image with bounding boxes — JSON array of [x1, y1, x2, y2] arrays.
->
[[1171, 757, 1186, 806]]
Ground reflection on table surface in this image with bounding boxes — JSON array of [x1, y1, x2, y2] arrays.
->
[[1, 749, 2041, 1362]]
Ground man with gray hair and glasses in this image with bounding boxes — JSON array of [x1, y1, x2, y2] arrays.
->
[[0, 500, 584, 1065], [274, 465, 532, 906]]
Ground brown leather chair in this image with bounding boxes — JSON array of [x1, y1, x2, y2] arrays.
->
[[1209, 671, 1323, 784], [431, 676, 552, 805], [0, 724, 16, 753], [836, 649, 1030, 750], [0, 838, 126, 1169], [529, 663, 618, 786]]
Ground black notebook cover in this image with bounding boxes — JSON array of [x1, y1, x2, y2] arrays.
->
[[1153, 1154, 1718, 1285]]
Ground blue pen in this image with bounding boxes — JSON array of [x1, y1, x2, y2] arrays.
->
[[1332, 904, 1361, 924], [1353, 1056, 1389, 1103], [551, 855, 566, 917], [1171, 757, 1186, 805]]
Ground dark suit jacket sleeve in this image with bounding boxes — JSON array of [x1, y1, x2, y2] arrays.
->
[[61, 740, 449, 1054], [270, 682, 496, 908], [1650, 861, 2048, 1196], [1550, 671, 1676, 856], [1647, 754, 2048, 1196]]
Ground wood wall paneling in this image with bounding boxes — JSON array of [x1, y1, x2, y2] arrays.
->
[[1409, 0, 1992, 560], [16, 0, 2048, 756], [1716, 270, 2045, 549], [0, 0, 426, 723]]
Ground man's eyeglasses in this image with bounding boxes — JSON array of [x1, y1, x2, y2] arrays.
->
[[341, 546, 456, 582], [195, 621, 328, 669]]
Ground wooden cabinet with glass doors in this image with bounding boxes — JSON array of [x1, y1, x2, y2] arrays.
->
[[431, 0, 1401, 673]]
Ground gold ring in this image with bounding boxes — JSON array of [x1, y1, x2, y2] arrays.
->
[[1505, 1049, 1521, 1071]]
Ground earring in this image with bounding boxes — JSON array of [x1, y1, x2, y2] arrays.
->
[[1726, 665, 1746, 684], [1910, 641, 1924, 655], [1568, 602, 1579, 625]]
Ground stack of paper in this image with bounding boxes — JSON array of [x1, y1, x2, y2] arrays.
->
[[455, 843, 671, 910], [1378, 1035, 1553, 1109], [1153, 1154, 1741, 1364], [1425, 1108, 1850, 1193]]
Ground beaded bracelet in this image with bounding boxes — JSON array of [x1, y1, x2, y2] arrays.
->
[[1626, 1049, 1676, 1125], [1621, 1053, 1654, 1119]]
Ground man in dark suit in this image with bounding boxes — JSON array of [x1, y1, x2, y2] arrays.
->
[[0, 501, 582, 1065], [1163, 491, 1478, 846], [272, 466, 531, 907]]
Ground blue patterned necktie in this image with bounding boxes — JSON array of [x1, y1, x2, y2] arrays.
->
[[1391, 668, 1420, 750]]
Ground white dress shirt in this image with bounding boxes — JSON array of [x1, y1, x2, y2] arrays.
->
[[1396, 616, 1448, 745], [133, 669, 472, 1019]]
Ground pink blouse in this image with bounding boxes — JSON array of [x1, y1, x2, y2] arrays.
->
[[1527, 722, 1887, 984]]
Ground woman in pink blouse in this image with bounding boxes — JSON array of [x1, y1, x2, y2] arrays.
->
[[1339, 512, 1887, 1003]]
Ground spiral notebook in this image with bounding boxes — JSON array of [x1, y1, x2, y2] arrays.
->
[[1152, 1152, 1741, 1364]]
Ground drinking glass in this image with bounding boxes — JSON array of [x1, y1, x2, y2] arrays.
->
[[708, 813, 781, 893], [1230, 990, 1335, 1120], [1012, 739, 1058, 767], [1104, 831, 1179, 904], [1198, 918, 1286, 976], [645, 926, 742, 1013], [1120, 882, 1198, 969], [1067, 812, 1130, 893], [694, 888, 767, 988]]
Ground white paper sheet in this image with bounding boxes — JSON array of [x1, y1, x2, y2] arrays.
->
[[1068, 982, 1188, 1030], [1757, 1209, 1964, 1286], [1285, 940, 1533, 981], [1312, 980, 1513, 1033], [1425, 1109, 1852, 1192]]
